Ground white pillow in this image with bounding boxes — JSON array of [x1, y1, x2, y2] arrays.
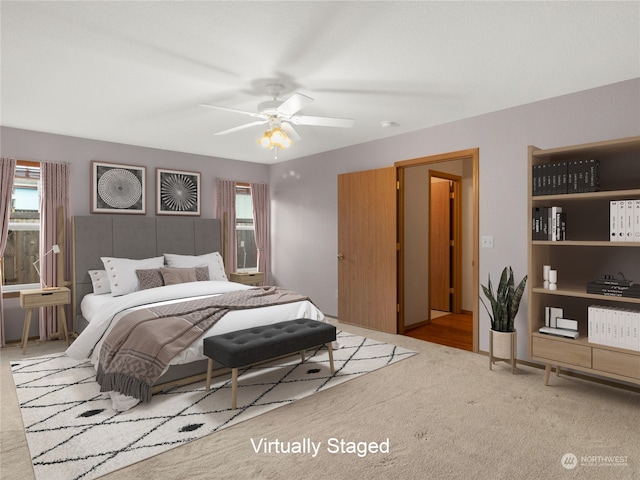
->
[[101, 256, 165, 296], [164, 252, 228, 281], [88, 269, 111, 295]]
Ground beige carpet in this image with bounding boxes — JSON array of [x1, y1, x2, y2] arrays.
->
[[2, 318, 638, 480]]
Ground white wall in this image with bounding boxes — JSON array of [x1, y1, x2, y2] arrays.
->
[[270, 78, 640, 357]]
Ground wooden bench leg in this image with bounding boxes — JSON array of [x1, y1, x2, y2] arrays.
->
[[327, 342, 335, 374], [231, 368, 238, 410], [206, 359, 213, 391]]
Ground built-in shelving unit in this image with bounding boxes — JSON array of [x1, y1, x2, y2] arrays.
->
[[527, 136, 640, 386]]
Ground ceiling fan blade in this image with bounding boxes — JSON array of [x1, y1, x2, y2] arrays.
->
[[277, 93, 314, 116], [213, 120, 268, 136], [281, 122, 302, 142], [290, 115, 354, 128], [199, 103, 265, 119]]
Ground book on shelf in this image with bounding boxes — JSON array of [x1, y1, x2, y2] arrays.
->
[[531, 206, 566, 241], [545, 306, 564, 328], [635, 200, 640, 242], [610, 199, 640, 243], [586, 284, 640, 298], [533, 158, 601, 196], [588, 305, 640, 351], [587, 275, 640, 299]]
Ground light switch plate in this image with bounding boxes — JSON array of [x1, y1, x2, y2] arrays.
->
[[481, 236, 494, 248]]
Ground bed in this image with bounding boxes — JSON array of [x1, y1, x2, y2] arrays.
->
[[65, 215, 324, 410]]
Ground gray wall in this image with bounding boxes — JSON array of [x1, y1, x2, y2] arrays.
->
[[2, 78, 639, 360]]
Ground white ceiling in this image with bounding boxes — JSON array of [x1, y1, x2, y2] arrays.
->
[[1, 1, 639, 164]]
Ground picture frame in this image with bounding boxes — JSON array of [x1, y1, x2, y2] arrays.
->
[[91, 161, 146, 214], [156, 168, 201, 216]]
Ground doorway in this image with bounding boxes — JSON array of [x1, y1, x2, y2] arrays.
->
[[429, 171, 462, 316], [397, 149, 479, 352]]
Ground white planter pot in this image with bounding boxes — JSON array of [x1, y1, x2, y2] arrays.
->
[[489, 329, 517, 374]]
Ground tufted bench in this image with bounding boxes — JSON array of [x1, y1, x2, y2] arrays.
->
[[204, 318, 336, 409]]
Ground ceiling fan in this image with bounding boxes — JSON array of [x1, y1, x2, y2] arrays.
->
[[199, 83, 354, 146]]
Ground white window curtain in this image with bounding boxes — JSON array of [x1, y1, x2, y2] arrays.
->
[[250, 182, 270, 284], [39, 161, 70, 340], [215, 178, 237, 275], [0, 157, 17, 347]]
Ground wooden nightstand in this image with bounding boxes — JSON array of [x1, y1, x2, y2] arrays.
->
[[229, 272, 264, 286], [19, 287, 71, 354]]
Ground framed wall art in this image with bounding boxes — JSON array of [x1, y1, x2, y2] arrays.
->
[[156, 168, 201, 216], [91, 161, 146, 214]]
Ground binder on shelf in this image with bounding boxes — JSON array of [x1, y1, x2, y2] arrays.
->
[[587, 305, 640, 351], [545, 306, 563, 328], [610, 200, 619, 242], [624, 199, 634, 242], [634, 200, 640, 242], [617, 200, 626, 241]]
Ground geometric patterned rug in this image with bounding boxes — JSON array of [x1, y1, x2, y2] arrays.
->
[[10, 330, 416, 480]]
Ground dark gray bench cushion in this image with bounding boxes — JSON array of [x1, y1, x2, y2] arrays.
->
[[203, 318, 336, 368]]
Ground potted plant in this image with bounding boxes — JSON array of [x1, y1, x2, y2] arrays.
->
[[480, 266, 527, 373]]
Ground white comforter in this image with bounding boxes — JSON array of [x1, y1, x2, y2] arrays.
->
[[66, 281, 325, 368]]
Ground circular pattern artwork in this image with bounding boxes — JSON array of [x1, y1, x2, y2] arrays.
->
[[160, 173, 198, 212], [97, 168, 143, 209]]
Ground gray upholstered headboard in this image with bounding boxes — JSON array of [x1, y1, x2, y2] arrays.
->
[[72, 215, 222, 330]]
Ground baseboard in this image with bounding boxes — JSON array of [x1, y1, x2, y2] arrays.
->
[[404, 319, 431, 330]]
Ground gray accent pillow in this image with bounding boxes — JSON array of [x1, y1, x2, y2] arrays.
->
[[195, 266, 210, 281], [136, 268, 164, 290]]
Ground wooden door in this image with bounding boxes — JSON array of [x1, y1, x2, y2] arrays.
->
[[429, 178, 451, 312], [337, 167, 397, 333]]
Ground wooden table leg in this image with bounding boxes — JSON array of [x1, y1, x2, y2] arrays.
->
[[21, 309, 33, 354], [544, 364, 552, 385]]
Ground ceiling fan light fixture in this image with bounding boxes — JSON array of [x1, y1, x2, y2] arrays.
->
[[258, 126, 292, 150]]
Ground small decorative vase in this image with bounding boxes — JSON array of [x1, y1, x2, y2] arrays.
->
[[489, 329, 517, 374]]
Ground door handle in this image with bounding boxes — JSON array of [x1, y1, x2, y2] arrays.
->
[[337, 253, 344, 260]]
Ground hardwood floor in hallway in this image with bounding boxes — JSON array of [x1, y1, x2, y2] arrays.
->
[[404, 311, 473, 351]]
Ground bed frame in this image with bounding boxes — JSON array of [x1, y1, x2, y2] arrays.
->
[[71, 215, 223, 391]]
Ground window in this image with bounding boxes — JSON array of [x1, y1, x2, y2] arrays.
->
[[235, 184, 257, 271], [2, 161, 41, 290]]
